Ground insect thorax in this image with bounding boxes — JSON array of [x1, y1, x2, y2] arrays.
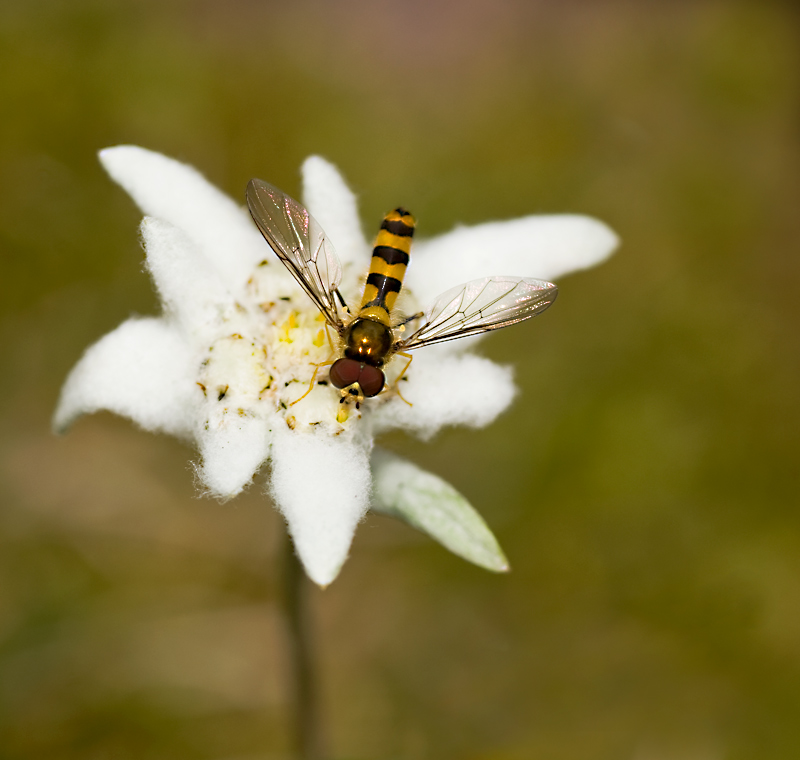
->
[[343, 317, 393, 367]]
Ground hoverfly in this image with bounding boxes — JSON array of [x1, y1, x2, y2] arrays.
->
[[246, 179, 558, 407]]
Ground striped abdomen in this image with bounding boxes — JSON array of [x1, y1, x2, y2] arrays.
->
[[358, 208, 415, 324]]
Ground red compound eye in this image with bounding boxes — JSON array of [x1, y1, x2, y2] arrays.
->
[[329, 358, 361, 389], [358, 364, 385, 397]]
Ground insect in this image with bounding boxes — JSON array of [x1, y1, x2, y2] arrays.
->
[[246, 179, 558, 407]]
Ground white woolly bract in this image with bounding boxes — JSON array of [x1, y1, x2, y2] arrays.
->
[[54, 317, 198, 439], [408, 214, 619, 308], [269, 427, 373, 586], [140, 217, 233, 339], [99, 146, 266, 296], [197, 409, 271, 499], [369, 353, 516, 439]]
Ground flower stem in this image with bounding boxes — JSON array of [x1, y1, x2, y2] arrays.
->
[[282, 531, 326, 760]]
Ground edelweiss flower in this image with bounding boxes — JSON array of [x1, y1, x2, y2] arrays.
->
[[54, 146, 618, 585]]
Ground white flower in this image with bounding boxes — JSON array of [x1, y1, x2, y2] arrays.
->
[[53, 146, 618, 586]]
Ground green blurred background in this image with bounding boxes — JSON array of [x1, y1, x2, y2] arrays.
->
[[2, 1, 799, 758]]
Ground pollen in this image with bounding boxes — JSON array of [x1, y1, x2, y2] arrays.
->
[[313, 329, 325, 347], [279, 311, 298, 342]]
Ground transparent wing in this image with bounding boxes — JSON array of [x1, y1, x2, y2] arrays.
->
[[399, 277, 557, 350], [246, 178, 343, 329]]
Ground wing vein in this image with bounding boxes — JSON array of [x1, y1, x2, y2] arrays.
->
[[398, 277, 557, 351], [246, 179, 343, 331]]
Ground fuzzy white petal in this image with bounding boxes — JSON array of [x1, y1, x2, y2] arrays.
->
[[141, 217, 233, 338], [371, 353, 516, 439], [301, 156, 370, 269], [196, 409, 271, 499], [99, 146, 265, 294], [268, 428, 372, 586], [408, 215, 619, 307], [53, 317, 197, 438]]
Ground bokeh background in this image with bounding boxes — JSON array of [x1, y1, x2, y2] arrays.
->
[[2, 0, 799, 758]]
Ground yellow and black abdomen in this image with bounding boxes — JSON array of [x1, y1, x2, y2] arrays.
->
[[358, 208, 415, 324]]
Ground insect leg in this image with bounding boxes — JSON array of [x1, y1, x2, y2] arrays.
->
[[388, 352, 414, 407], [323, 323, 338, 352], [290, 360, 335, 406], [395, 351, 414, 380]]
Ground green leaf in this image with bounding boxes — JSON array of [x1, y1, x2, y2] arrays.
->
[[371, 449, 509, 572]]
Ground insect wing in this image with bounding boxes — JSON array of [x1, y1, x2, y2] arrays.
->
[[399, 277, 557, 350], [246, 178, 343, 329]]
